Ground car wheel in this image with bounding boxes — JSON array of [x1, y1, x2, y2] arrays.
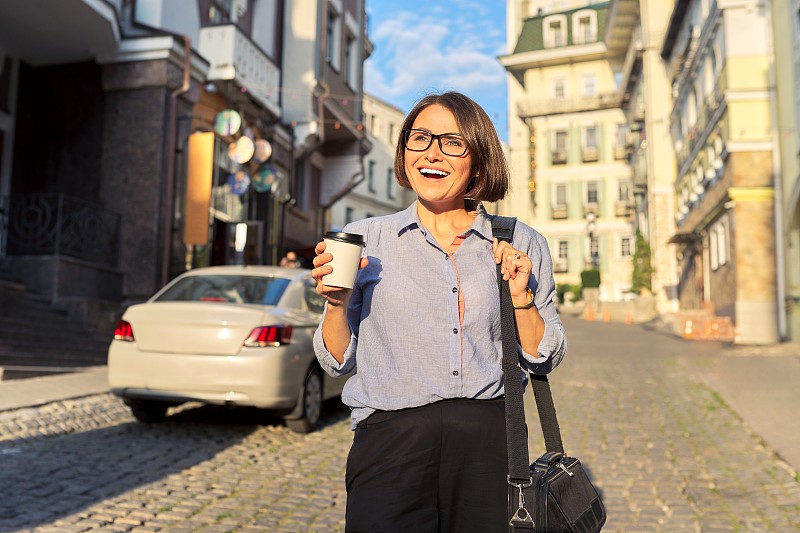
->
[[128, 399, 170, 423], [285, 369, 323, 434]]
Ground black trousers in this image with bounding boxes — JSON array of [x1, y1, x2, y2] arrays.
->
[[345, 398, 508, 533]]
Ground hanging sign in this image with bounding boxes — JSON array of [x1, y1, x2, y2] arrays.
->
[[227, 171, 251, 195], [214, 109, 242, 136], [253, 164, 277, 192], [254, 139, 273, 163], [228, 136, 255, 164]]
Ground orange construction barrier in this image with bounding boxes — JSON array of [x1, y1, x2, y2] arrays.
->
[[603, 308, 611, 322], [585, 305, 595, 321], [624, 310, 633, 325]]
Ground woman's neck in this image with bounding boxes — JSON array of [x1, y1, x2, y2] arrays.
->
[[416, 199, 478, 248]]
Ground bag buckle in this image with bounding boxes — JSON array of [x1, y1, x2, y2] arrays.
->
[[508, 476, 535, 528]]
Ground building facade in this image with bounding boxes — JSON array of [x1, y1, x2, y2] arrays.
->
[[328, 93, 412, 230], [281, 0, 372, 260], [613, 0, 680, 313], [502, 0, 636, 301], [0, 0, 371, 326], [662, 0, 781, 344]]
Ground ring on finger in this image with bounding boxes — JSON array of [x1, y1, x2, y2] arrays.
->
[[515, 253, 521, 260]]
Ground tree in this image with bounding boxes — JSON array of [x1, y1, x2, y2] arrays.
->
[[631, 229, 653, 294]]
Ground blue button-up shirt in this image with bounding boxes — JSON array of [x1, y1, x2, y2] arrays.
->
[[313, 201, 567, 428]]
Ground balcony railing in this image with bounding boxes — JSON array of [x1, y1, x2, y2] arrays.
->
[[199, 24, 281, 117], [518, 92, 623, 118], [551, 204, 568, 219], [615, 201, 633, 218], [7, 194, 121, 268], [613, 145, 627, 160], [553, 258, 569, 273], [552, 150, 567, 165], [583, 203, 599, 217], [582, 147, 598, 162]]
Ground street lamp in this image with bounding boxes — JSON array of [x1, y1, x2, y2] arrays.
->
[[586, 211, 599, 269]]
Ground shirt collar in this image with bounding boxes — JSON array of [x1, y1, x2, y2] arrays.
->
[[395, 200, 495, 242]]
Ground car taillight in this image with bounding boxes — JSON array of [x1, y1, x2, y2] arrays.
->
[[114, 320, 135, 342], [243, 325, 293, 347]]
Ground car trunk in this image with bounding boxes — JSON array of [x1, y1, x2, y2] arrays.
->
[[124, 302, 279, 355]]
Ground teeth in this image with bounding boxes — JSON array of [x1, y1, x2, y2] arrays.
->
[[420, 168, 448, 177]]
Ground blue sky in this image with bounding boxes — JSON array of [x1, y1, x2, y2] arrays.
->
[[364, 1, 510, 141]]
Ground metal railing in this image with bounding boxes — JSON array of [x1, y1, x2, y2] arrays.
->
[[6, 194, 121, 268]]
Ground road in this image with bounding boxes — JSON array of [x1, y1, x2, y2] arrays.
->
[[1, 315, 799, 532]]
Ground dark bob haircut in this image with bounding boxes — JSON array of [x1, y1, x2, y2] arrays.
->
[[393, 91, 509, 203]]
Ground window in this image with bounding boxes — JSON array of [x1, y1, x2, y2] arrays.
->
[[388, 123, 396, 144], [552, 183, 568, 219], [387, 168, 396, 199], [554, 183, 567, 206], [571, 10, 597, 44], [620, 236, 632, 257], [543, 15, 568, 48], [367, 160, 376, 192], [208, 0, 233, 23], [558, 240, 569, 260], [553, 78, 565, 99], [617, 181, 632, 202], [584, 127, 597, 150], [369, 114, 379, 137], [583, 75, 597, 96], [590, 237, 599, 263], [345, 207, 354, 224], [553, 130, 567, 164], [554, 240, 569, 272], [586, 181, 599, 204], [326, 8, 341, 70], [615, 124, 627, 147], [344, 36, 357, 88], [709, 215, 729, 270]]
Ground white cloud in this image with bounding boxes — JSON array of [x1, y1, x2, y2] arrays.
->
[[365, 10, 506, 106]]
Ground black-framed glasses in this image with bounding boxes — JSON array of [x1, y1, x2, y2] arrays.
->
[[402, 129, 469, 157]]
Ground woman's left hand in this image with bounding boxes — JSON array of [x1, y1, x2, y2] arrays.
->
[[492, 238, 532, 302]]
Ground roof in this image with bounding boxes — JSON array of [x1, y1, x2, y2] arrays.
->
[[512, 2, 610, 54]]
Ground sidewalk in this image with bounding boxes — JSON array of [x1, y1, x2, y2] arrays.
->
[[1, 328, 799, 474], [0, 366, 109, 411]]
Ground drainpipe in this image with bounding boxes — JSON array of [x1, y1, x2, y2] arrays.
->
[[766, 8, 787, 340]]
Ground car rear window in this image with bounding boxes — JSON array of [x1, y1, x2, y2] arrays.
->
[[154, 275, 291, 305]]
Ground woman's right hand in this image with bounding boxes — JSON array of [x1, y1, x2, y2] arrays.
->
[[311, 240, 368, 308]]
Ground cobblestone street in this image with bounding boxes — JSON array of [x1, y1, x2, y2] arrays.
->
[[1, 315, 799, 532]]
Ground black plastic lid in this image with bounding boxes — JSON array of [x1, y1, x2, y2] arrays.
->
[[323, 231, 365, 246]]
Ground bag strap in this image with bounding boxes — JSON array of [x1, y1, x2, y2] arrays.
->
[[490, 216, 564, 486]]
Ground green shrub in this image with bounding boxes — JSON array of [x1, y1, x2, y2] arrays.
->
[[580, 269, 601, 289]]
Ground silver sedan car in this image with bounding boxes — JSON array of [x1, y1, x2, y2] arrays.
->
[[108, 265, 345, 433]]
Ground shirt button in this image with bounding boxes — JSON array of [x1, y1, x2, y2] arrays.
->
[[453, 370, 459, 376], [453, 328, 458, 334], [452, 287, 458, 293], [445, 255, 449, 260]]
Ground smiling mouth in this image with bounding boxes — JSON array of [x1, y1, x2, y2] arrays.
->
[[419, 168, 449, 179]]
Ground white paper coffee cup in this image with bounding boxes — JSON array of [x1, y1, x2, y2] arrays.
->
[[322, 231, 366, 289]]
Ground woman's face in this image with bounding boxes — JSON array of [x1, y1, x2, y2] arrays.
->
[[404, 104, 473, 209]]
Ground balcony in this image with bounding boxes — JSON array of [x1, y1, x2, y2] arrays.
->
[[614, 145, 627, 160], [553, 258, 569, 273], [583, 203, 599, 217], [552, 150, 567, 165], [582, 147, 598, 162], [615, 201, 633, 218], [518, 92, 623, 119], [199, 24, 281, 117], [551, 204, 568, 220]]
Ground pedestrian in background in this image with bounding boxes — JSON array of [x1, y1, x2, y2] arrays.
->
[[311, 91, 567, 532], [280, 250, 300, 268]]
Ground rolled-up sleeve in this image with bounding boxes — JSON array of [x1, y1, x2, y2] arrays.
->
[[518, 232, 567, 374], [313, 317, 358, 376]]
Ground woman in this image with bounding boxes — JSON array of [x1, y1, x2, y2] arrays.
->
[[311, 91, 567, 532]]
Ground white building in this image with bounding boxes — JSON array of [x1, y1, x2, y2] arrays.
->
[[329, 93, 412, 229], [501, 0, 635, 301]]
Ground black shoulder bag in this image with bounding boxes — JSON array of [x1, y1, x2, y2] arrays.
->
[[492, 215, 606, 533]]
